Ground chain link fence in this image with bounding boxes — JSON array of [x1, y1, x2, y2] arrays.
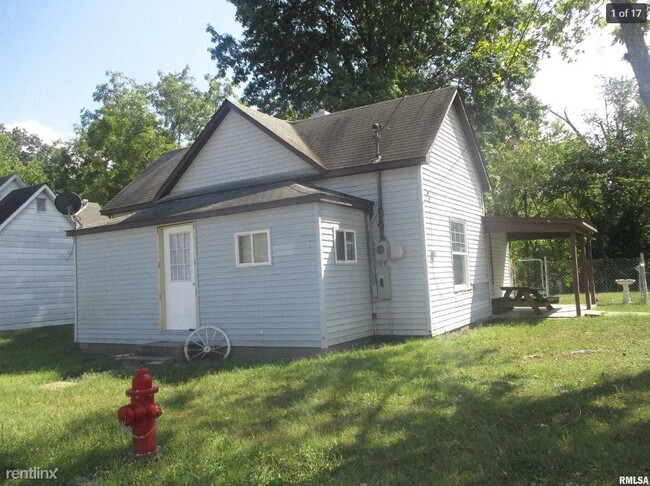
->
[[512, 254, 649, 304]]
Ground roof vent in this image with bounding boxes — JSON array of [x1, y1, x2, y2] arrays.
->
[[311, 109, 331, 118]]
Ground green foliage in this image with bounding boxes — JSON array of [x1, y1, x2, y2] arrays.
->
[[545, 78, 650, 257], [71, 72, 177, 204], [0, 126, 48, 186], [36, 69, 232, 205], [487, 77, 649, 259], [208, 0, 594, 127], [149, 67, 234, 144]]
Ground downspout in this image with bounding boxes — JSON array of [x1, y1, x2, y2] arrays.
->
[[365, 211, 377, 336]]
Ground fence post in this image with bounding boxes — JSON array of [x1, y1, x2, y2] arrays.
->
[[639, 253, 648, 305], [544, 256, 549, 297]]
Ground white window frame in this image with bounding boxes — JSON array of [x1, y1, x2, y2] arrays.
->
[[36, 197, 47, 212], [235, 229, 271, 267], [335, 229, 357, 264], [450, 220, 470, 291]]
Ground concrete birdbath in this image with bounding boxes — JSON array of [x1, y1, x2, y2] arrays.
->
[[615, 279, 636, 304]]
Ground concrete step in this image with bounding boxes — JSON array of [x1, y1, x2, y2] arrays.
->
[[116, 354, 176, 365], [136, 341, 185, 359]]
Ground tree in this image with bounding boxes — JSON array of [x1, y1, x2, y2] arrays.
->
[[611, 0, 650, 113], [0, 126, 48, 185], [208, 0, 594, 126], [544, 77, 650, 256], [61, 69, 232, 204], [149, 67, 234, 144], [71, 72, 177, 204]]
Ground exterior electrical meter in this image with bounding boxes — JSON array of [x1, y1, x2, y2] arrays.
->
[[375, 240, 392, 300]]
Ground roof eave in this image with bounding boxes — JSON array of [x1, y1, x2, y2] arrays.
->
[[452, 94, 491, 192], [69, 192, 372, 237]]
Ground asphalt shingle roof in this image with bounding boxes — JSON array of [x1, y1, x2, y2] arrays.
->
[[72, 181, 373, 235], [0, 174, 16, 188], [101, 86, 487, 216], [101, 148, 188, 214], [0, 184, 45, 225]]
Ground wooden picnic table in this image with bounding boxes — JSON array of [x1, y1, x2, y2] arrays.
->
[[496, 286, 559, 315]]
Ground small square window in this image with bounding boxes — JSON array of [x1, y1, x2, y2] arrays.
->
[[236, 230, 270, 266], [36, 198, 46, 212], [335, 230, 356, 263]]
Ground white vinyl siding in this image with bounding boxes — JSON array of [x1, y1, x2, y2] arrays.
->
[[196, 205, 323, 348], [422, 105, 492, 334], [316, 167, 430, 336], [76, 227, 161, 344], [319, 204, 373, 346], [0, 195, 74, 330], [490, 233, 511, 297], [171, 111, 319, 194]]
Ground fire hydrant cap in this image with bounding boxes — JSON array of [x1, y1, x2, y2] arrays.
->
[[132, 366, 153, 390]]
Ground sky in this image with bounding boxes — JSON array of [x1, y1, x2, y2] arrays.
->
[[0, 0, 636, 143]]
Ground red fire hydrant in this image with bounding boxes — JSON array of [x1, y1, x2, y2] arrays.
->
[[117, 366, 163, 458]]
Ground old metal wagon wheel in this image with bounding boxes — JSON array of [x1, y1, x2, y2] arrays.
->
[[184, 326, 231, 362]]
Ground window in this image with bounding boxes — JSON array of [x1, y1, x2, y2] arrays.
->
[[36, 197, 46, 212], [335, 230, 356, 263], [450, 221, 469, 288], [169, 232, 192, 281], [236, 230, 270, 266]]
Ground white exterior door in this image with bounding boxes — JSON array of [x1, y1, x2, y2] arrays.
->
[[162, 224, 197, 330]]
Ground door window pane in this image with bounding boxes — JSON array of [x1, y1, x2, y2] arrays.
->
[[169, 232, 192, 281]]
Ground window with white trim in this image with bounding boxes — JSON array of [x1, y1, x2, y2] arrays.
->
[[335, 229, 356, 263], [36, 197, 46, 212], [450, 221, 469, 288], [236, 230, 270, 266]]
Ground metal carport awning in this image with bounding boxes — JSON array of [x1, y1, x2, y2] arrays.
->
[[484, 216, 598, 317]]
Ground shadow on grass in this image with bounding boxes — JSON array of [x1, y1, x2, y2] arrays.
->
[[3, 325, 649, 484]]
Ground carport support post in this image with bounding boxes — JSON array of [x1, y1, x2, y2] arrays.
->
[[570, 229, 581, 317], [586, 239, 596, 304], [580, 237, 591, 310]]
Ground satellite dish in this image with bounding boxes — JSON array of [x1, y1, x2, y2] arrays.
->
[[55, 191, 82, 215]]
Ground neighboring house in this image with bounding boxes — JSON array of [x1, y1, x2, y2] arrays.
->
[[70, 87, 512, 351], [0, 174, 75, 330]]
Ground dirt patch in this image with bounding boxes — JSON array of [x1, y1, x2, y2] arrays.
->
[[40, 381, 78, 390]]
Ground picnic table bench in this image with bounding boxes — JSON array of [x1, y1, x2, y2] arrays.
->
[[492, 286, 559, 315]]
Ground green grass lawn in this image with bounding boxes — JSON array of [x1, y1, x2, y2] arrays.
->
[[1, 318, 649, 485], [558, 291, 650, 312]]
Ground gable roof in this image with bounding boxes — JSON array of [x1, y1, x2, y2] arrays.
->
[[0, 173, 27, 193], [71, 181, 373, 236], [101, 87, 489, 216], [101, 148, 188, 215], [0, 184, 47, 228], [0, 174, 16, 188]]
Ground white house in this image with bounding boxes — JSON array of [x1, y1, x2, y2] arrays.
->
[[0, 174, 76, 330], [70, 87, 512, 351]]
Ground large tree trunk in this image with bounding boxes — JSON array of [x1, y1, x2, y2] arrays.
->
[[612, 0, 650, 113]]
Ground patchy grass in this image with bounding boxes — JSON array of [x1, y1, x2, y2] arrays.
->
[[558, 291, 650, 313], [1, 318, 649, 485]]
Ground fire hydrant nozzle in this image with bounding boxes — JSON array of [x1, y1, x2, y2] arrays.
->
[[117, 366, 163, 458]]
